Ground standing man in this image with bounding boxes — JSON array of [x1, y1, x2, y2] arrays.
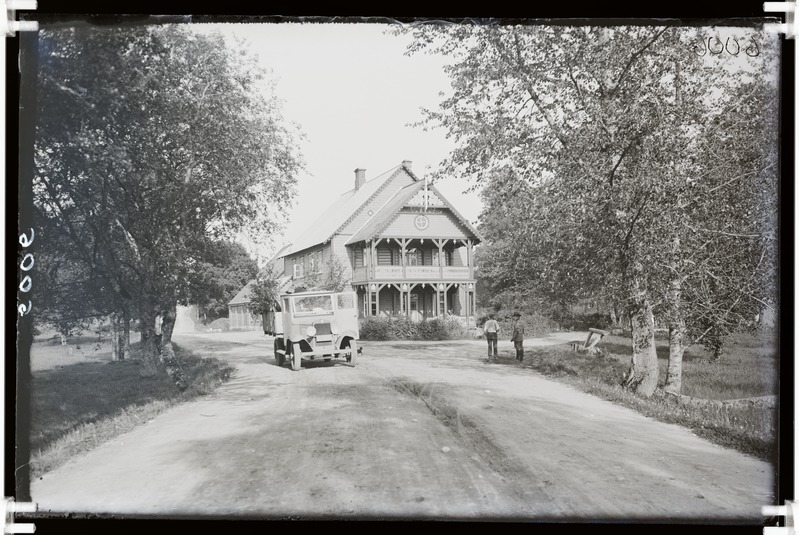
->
[[511, 311, 525, 362], [483, 313, 500, 361]]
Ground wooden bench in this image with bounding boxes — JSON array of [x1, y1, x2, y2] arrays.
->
[[572, 328, 609, 354]]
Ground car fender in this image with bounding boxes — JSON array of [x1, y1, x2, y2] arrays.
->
[[337, 331, 358, 348]]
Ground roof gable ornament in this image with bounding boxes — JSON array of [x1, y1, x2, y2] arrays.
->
[[406, 186, 445, 209], [424, 175, 429, 212]]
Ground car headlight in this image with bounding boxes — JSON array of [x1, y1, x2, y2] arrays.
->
[[330, 322, 339, 334], [306, 326, 317, 337]]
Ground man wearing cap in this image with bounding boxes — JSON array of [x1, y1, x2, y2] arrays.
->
[[511, 311, 525, 362]]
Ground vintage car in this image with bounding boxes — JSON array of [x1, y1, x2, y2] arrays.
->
[[272, 290, 360, 371]]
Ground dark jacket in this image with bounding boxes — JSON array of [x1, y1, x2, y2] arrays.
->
[[511, 319, 525, 342]]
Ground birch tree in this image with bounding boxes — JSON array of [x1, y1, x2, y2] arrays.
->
[[400, 24, 778, 396]]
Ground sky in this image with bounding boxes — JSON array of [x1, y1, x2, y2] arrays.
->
[[195, 22, 483, 263], [190, 22, 779, 266]]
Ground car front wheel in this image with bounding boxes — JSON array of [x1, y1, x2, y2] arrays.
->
[[290, 343, 302, 371]]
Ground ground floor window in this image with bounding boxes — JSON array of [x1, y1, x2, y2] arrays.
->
[[410, 293, 419, 312]]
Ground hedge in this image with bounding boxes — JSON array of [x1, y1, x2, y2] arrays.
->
[[359, 316, 468, 341]]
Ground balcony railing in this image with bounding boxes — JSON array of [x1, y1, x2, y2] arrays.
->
[[352, 264, 472, 283]]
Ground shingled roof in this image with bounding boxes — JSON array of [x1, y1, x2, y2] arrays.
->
[[280, 163, 411, 257]]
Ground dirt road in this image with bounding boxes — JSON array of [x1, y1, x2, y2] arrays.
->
[[30, 331, 774, 521]]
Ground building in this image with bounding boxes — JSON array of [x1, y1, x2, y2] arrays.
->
[[227, 244, 292, 331], [277, 160, 481, 323]]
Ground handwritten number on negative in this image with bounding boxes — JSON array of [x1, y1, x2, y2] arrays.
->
[[18, 228, 34, 316]]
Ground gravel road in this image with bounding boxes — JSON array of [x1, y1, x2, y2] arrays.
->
[[30, 331, 774, 521]]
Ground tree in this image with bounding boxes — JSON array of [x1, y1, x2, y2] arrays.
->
[[33, 25, 303, 374], [187, 240, 259, 323], [399, 24, 779, 396], [247, 267, 283, 317]]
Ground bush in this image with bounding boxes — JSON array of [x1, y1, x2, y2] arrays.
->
[[360, 316, 466, 341], [206, 318, 230, 332], [550, 310, 612, 331]]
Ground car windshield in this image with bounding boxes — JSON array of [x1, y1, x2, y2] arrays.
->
[[293, 295, 334, 315]]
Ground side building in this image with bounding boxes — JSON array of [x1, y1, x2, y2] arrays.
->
[[227, 244, 292, 331]]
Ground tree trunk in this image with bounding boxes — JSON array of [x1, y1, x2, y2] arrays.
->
[[111, 314, 119, 361], [664, 323, 685, 394], [161, 302, 177, 358], [121, 310, 130, 360], [664, 255, 686, 394], [139, 306, 160, 377], [622, 268, 659, 397], [160, 302, 186, 390]]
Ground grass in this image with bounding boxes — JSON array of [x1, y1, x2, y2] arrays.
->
[[521, 330, 778, 461], [29, 342, 235, 477]]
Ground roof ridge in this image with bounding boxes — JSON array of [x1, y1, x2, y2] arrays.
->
[[329, 165, 405, 240], [348, 180, 424, 243]]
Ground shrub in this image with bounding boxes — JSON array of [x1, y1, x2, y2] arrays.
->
[[550, 310, 612, 331], [360, 316, 467, 341], [207, 318, 230, 332]]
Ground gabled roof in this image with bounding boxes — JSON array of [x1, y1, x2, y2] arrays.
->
[[346, 183, 482, 245], [228, 280, 257, 306], [280, 163, 415, 257], [228, 275, 292, 306]]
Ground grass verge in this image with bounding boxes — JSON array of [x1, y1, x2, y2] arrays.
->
[[518, 331, 777, 461], [30, 342, 235, 478]]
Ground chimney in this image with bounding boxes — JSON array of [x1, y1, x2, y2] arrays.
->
[[402, 160, 413, 171], [354, 168, 366, 190]]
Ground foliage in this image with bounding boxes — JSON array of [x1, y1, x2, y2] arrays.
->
[[206, 318, 230, 332], [247, 266, 283, 317], [476, 310, 557, 337], [302, 253, 351, 293], [359, 316, 467, 341], [399, 24, 779, 396], [187, 240, 258, 323], [32, 25, 303, 367]]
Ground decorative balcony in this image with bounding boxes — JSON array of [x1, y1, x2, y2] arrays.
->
[[351, 264, 472, 284]]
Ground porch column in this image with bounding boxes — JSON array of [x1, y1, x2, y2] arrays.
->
[[467, 239, 474, 279], [366, 240, 373, 280], [435, 239, 445, 279], [398, 238, 408, 279], [371, 239, 377, 280]]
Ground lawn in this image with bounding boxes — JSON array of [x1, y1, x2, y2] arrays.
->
[[520, 329, 778, 461], [28, 338, 235, 476]]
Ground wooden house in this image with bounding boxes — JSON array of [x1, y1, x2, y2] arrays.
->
[[278, 160, 481, 323]]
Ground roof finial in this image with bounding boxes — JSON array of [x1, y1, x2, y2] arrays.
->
[[424, 174, 428, 212]]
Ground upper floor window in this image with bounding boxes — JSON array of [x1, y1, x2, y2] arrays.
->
[[407, 248, 422, 266], [353, 248, 364, 268]]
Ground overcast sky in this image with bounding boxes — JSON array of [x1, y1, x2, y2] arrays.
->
[[197, 22, 482, 262]]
